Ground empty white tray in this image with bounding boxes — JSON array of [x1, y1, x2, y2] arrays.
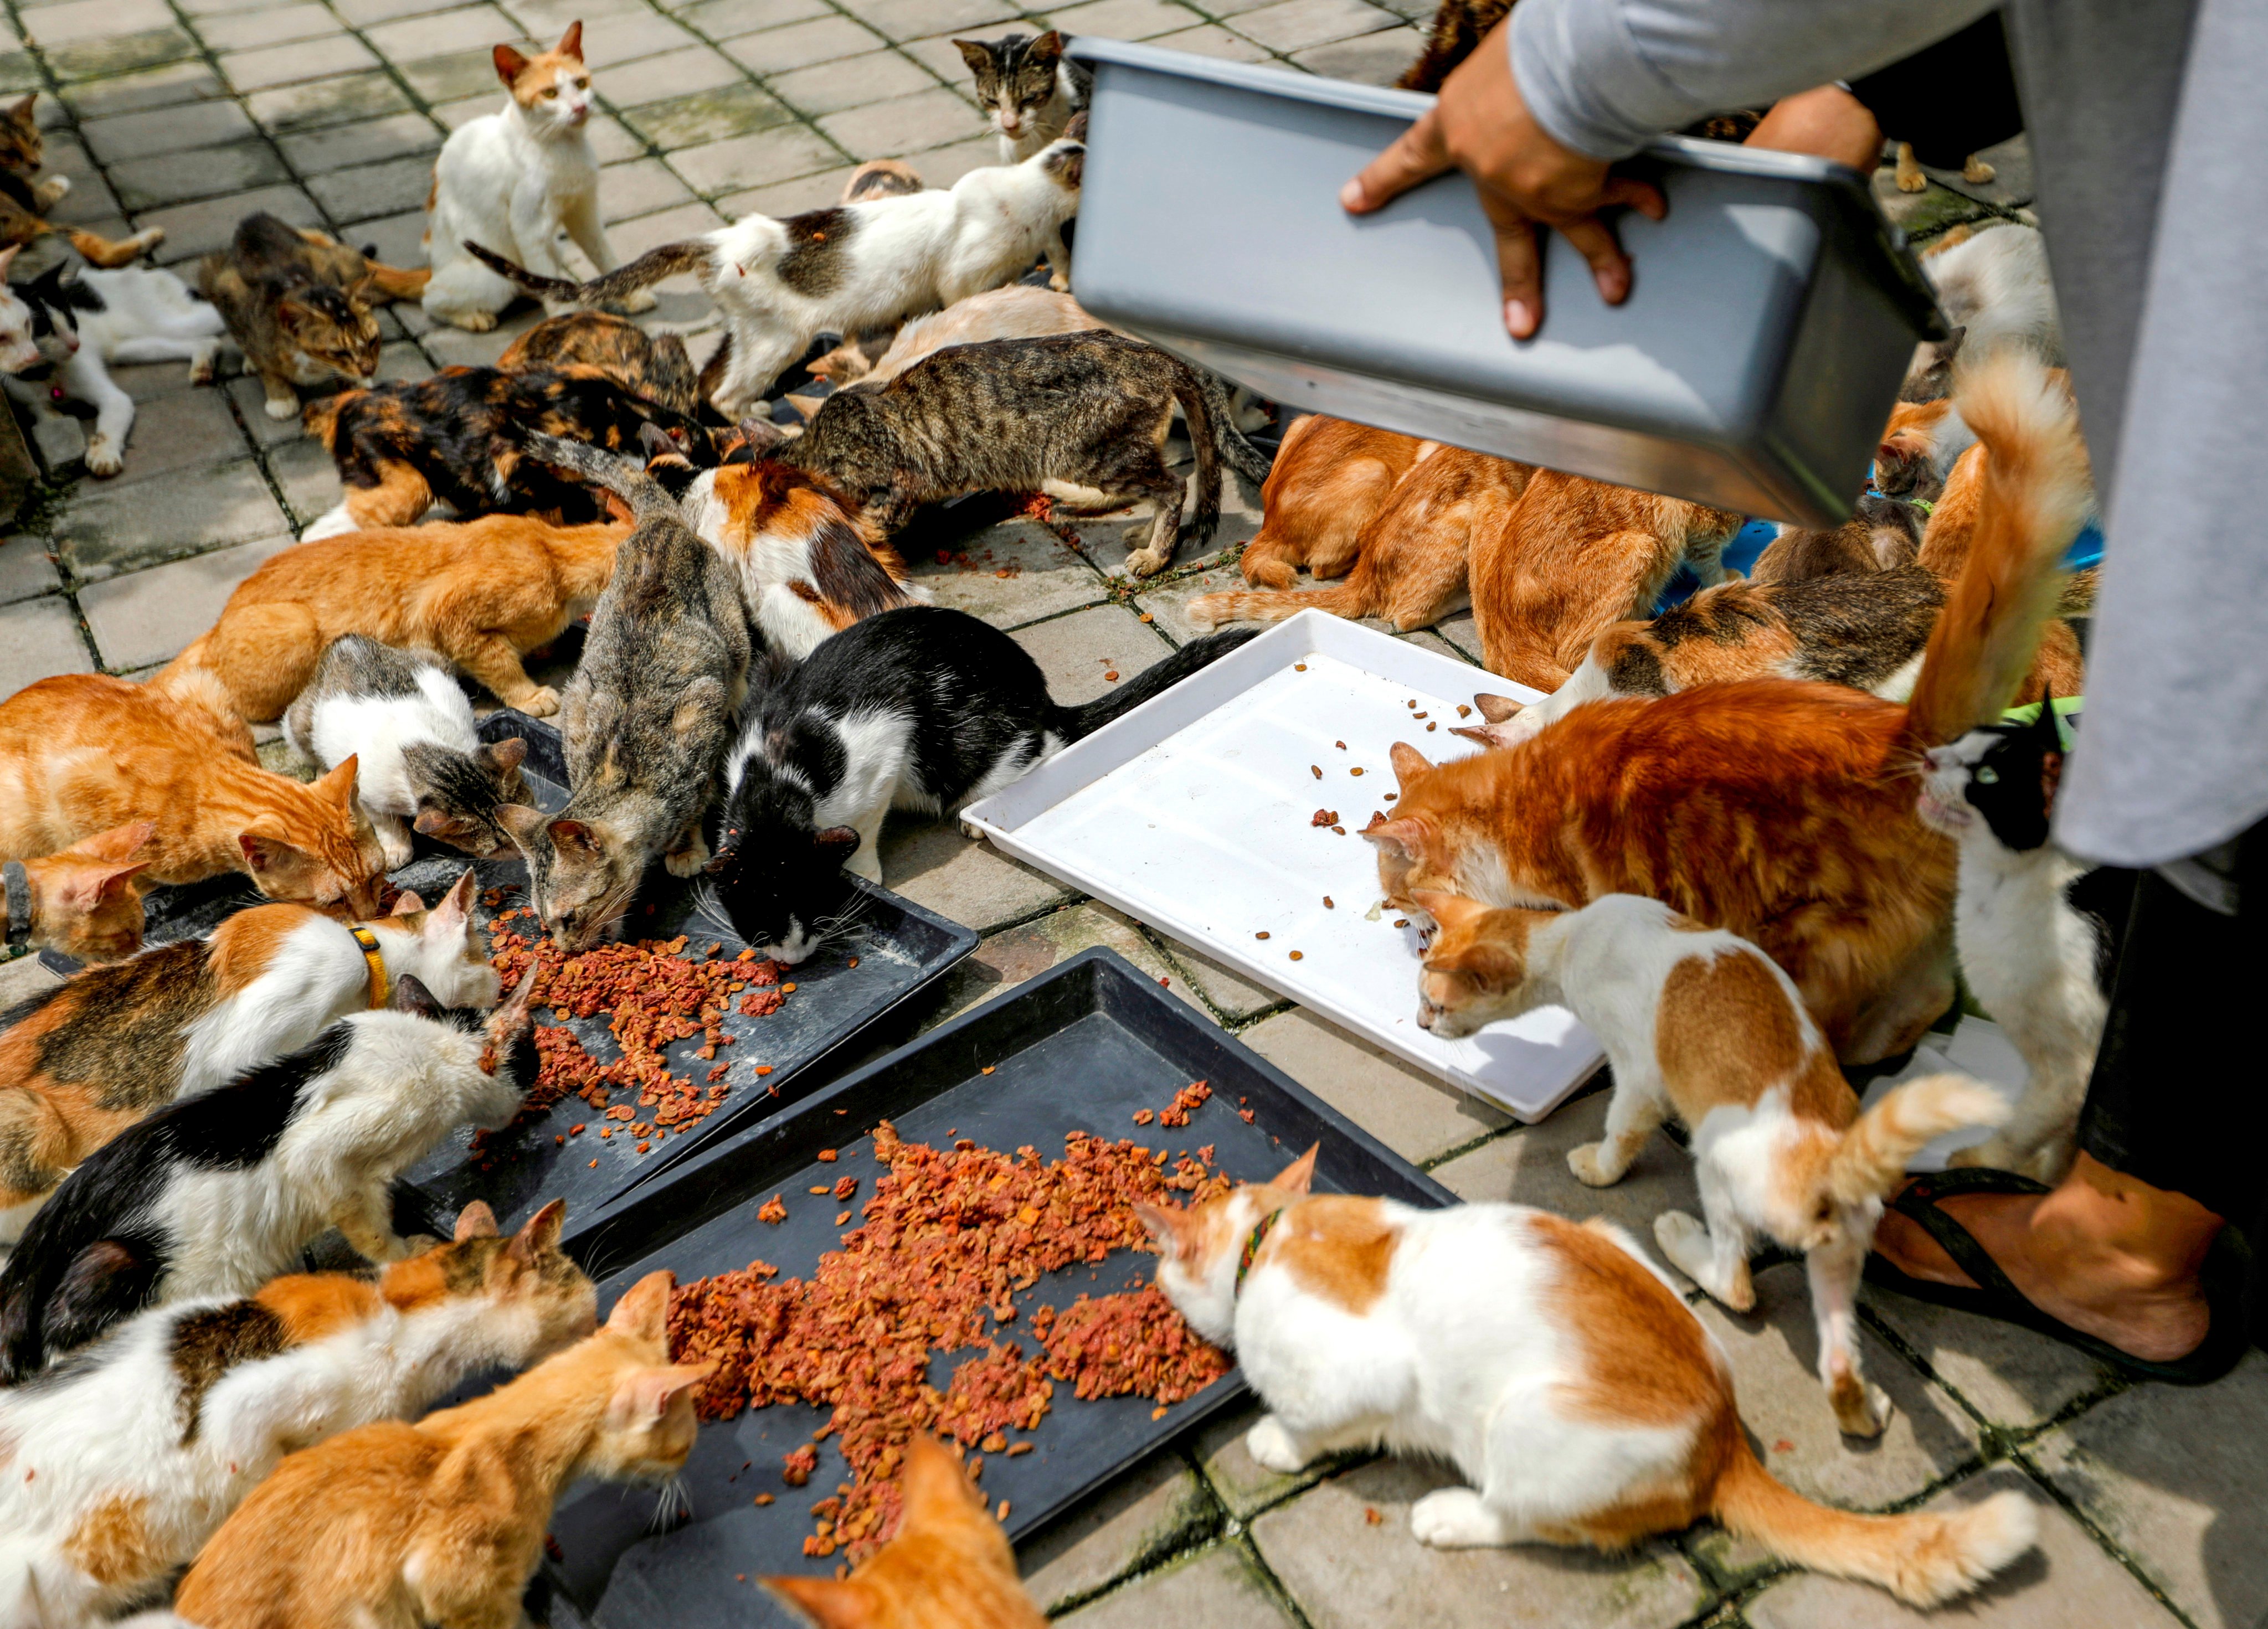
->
[[965, 612, 1605, 1120]]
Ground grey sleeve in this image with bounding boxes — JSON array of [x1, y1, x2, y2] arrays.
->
[[1508, 0, 2000, 159]]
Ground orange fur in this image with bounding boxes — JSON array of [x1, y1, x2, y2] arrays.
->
[[13, 821, 155, 964], [1260, 1194, 1398, 1315], [1914, 439, 2087, 705], [1231, 416, 1433, 592], [497, 23, 585, 105], [703, 458, 915, 623]]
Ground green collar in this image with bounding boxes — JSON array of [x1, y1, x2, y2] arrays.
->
[[1235, 1209, 1283, 1297]]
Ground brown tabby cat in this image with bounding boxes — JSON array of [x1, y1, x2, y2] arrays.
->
[[169, 1271, 712, 1629], [0, 92, 167, 267], [497, 310, 701, 416], [3, 821, 153, 966]]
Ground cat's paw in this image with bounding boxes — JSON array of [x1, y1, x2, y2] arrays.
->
[[845, 846, 884, 885], [1829, 1370, 1894, 1439], [1120, 539, 1171, 579], [1048, 271, 1071, 293], [450, 310, 500, 333], [609, 288, 659, 314], [189, 343, 221, 385], [664, 833, 710, 878], [1245, 1416, 1314, 1475], [1567, 1141, 1620, 1188], [263, 394, 300, 421], [1410, 1488, 1510, 1549], [84, 435, 124, 478], [40, 175, 70, 204], [516, 687, 560, 718], [380, 836, 416, 870], [1896, 168, 1928, 194], [1654, 1210, 1752, 1308]]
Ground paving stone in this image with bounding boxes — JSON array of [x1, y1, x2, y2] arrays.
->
[[377, 338, 438, 381], [571, 9, 703, 66], [79, 533, 299, 671], [1195, 1400, 1362, 1520], [617, 82, 798, 149], [899, 132, 997, 186], [1745, 1465, 2183, 1629], [334, 0, 469, 20], [1869, 171, 1993, 239], [1130, 557, 1287, 648], [0, 952, 65, 1012], [399, 47, 515, 105], [768, 48, 935, 115], [268, 434, 344, 525], [1150, 932, 1281, 1023], [603, 200, 728, 266], [1148, 22, 1272, 59], [1231, 0, 1397, 50], [2027, 1348, 2268, 1629], [895, 30, 986, 85], [0, 596, 92, 690], [715, 164, 862, 217], [353, 208, 431, 274], [1009, 602, 1171, 705], [276, 111, 443, 174], [1053, 1540, 1297, 1629], [194, 3, 344, 50], [59, 60, 226, 120], [141, 183, 324, 265], [585, 154, 691, 223], [0, 534, 61, 605], [674, 0, 830, 40], [595, 42, 746, 110], [29, 411, 86, 476], [722, 14, 887, 74], [504, 0, 653, 33], [245, 71, 415, 135], [878, 820, 1079, 934], [23, 0, 174, 45], [104, 388, 248, 486], [180, 0, 300, 14], [670, 122, 841, 193], [81, 99, 258, 163], [363, 3, 521, 60], [837, 0, 1020, 40], [1860, 1281, 2114, 1432], [307, 154, 436, 223], [48, 28, 202, 84], [1020, 1451, 1217, 1615], [1237, 1006, 1509, 1164], [110, 353, 219, 400], [111, 142, 292, 212], [930, 901, 1210, 1026], [1289, 25, 1422, 83], [1427, 1087, 1700, 1247], [419, 322, 522, 368], [225, 373, 306, 447], [907, 518, 1106, 627], [1931, 133, 2035, 209], [220, 34, 381, 92], [1253, 1457, 1711, 1629], [55, 457, 291, 581], [1037, 0, 1207, 40], [1076, 460, 1266, 584], [817, 85, 985, 158]]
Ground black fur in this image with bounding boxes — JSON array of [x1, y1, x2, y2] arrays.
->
[[11, 259, 106, 342], [1958, 698, 2065, 853], [777, 209, 855, 297], [16, 938, 217, 1116]]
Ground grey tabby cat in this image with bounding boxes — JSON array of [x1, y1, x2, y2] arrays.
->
[[954, 30, 1089, 161], [500, 431, 751, 951]]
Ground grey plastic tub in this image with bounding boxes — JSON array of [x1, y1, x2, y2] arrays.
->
[[1066, 38, 1946, 527]]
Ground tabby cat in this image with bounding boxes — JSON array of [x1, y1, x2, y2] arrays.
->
[[0, 92, 166, 267], [953, 30, 1089, 162], [497, 308, 701, 416]]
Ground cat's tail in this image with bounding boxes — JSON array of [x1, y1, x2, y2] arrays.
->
[[1823, 1073, 2010, 1204], [1183, 576, 1378, 630], [1901, 349, 2091, 749], [1193, 369, 1276, 488], [1711, 1429, 2037, 1605], [1170, 366, 1228, 552], [516, 431, 680, 527], [1050, 629, 1258, 742], [462, 240, 709, 308]]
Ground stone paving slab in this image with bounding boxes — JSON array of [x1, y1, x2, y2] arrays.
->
[[878, 816, 1080, 934], [140, 181, 324, 263], [673, 0, 832, 39], [55, 456, 290, 580], [1290, 25, 1421, 82], [80, 97, 256, 162], [907, 518, 1109, 628], [1862, 1281, 2115, 1432], [111, 140, 292, 210], [928, 900, 1213, 1027], [220, 33, 382, 94], [720, 13, 886, 74], [1020, 1449, 1217, 1615], [245, 70, 415, 133], [769, 46, 937, 116], [0, 533, 61, 605], [1428, 1086, 1707, 1250], [1054, 1540, 1300, 1628], [56, 59, 223, 119], [193, 3, 347, 51], [662, 121, 838, 192], [276, 111, 443, 176], [0, 594, 93, 690], [1194, 1400, 1363, 1520], [817, 83, 986, 157], [307, 153, 438, 223], [78, 532, 298, 669], [1237, 1006, 1510, 1164], [1009, 601, 1172, 705], [1231, 0, 1399, 52], [104, 386, 249, 486]]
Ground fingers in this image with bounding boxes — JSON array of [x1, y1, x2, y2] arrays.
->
[[1599, 174, 1667, 221], [1477, 188, 1543, 338], [1344, 108, 1451, 214], [1558, 214, 1632, 306]]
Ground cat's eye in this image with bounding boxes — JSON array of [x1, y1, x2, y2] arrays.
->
[[1975, 766, 1999, 784], [542, 86, 559, 97], [574, 76, 589, 89]]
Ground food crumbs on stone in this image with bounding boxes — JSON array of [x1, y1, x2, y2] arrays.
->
[[1365, 1506, 1383, 1525], [1104, 670, 1119, 681], [1309, 808, 1338, 827]]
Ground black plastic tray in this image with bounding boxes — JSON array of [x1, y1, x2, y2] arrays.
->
[[541, 946, 1452, 1629]]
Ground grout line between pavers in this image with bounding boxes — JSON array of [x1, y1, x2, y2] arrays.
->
[[2005, 1443, 2204, 1629]]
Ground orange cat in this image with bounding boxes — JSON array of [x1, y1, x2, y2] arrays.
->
[[161, 513, 628, 723], [764, 1435, 1048, 1629], [1914, 438, 2087, 697], [0, 669, 384, 914], [169, 1269, 712, 1629], [1232, 415, 1435, 591], [5, 820, 153, 964]]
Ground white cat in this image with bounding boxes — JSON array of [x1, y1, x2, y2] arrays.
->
[[421, 23, 650, 333], [1924, 223, 2063, 368]]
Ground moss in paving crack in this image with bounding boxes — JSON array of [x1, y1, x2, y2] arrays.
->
[[1034, 1466, 1223, 1617], [250, 70, 413, 135], [44, 28, 201, 83], [616, 82, 797, 148]]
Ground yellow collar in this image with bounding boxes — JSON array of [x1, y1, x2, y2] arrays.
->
[[347, 924, 389, 1009]]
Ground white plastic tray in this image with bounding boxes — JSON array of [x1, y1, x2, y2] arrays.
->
[[964, 612, 1605, 1121]]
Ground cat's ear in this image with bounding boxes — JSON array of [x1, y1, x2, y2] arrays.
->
[[424, 868, 476, 937], [74, 820, 157, 864], [238, 824, 309, 876], [482, 735, 529, 776], [0, 244, 18, 279], [412, 808, 470, 840], [1411, 889, 1484, 932], [496, 802, 549, 857], [391, 889, 426, 914], [482, 964, 540, 1060], [897, 1432, 984, 1524], [493, 43, 531, 85], [555, 20, 584, 59], [311, 753, 361, 807], [1472, 693, 1524, 725], [453, 1200, 500, 1241], [952, 37, 993, 74], [760, 1576, 878, 1629], [547, 817, 601, 858], [605, 1268, 678, 1342], [388, 973, 446, 1019], [507, 1197, 568, 1264], [1028, 28, 1065, 61], [1420, 921, 1528, 993], [812, 826, 861, 864], [7, 92, 36, 125], [1388, 742, 1433, 791], [1133, 1200, 1203, 1260], [64, 859, 151, 909], [1271, 1143, 1319, 1197], [608, 1362, 714, 1429], [1358, 814, 1426, 860]]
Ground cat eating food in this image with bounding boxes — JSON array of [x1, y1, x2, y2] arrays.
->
[[2, 820, 154, 966], [497, 308, 701, 415], [953, 29, 1089, 162]]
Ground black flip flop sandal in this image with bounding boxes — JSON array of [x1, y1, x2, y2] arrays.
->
[[1865, 1166, 2251, 1386]]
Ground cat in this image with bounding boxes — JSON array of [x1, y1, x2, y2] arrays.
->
[[166, 1270, 711, 1629], [1749, 496, 1926, 583], [0, 257, 227, 478], [464, 125, 1088, 417], [843, 158, 925, 202], [762, 1434, 1047, 1629], [422, 23, 650, 333], [2, 821, 153, 966], [953, 30, 1089, 162], [1922, 225, 2062, 367], [161, 513, 629, 723], [1138, 1147, 2036, 1605], [501, 435, 751, 950], [1364, 352, 2089, 1066], [198, 212, 425, 421], [775, 331, 1273, 576], [1189, 444, 1527, 631], [497, 308, 700, 416], [0, 1201, 593, 1629], [1398, 0, 1512, 91], [0, 92, 55, 201], [1219, 415, 1436, 594], [0, 668, 388, 916], [0, 871, 499, 1248], [821, 282, 1102, 392], [705, 606, 1255, 961], [284, 636, 532, 867], [0, 966, 539, 1380], [1894, 143, 1999, 195], [301, 363, 715, 531], [1413, 890, 2009, 1437], [1917, 699, 2117, 1181], [0, 100, 165, 270]]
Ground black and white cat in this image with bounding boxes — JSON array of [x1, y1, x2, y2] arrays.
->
[[1917, 699, 2131, 1180], [704, 607, 1254, 962], [952, 30, 1091, 162], [0, 970, 538, 1381]]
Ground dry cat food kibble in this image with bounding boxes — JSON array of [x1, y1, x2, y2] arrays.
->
[[1254, 930, 1271, 940], [1289, 950, 1305, 961], [1310, 765, 1322, 779], [1457, 704, 1472, 718], [1310, 808, 1339, 827]]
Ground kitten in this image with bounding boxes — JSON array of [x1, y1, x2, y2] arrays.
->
[[1414, 890, 2008, 1436], [0, 966, 538, 1380], [1, 257, 227, 478], [953, 30, 1089, 162], [1750, 496, 1926, 583], [0, 103, 165, 270], [464, 126, 1087, 417], [284, 636, 532, 867], [1220, 415, 1436, 594], [3, 821, 154, 966], [0, 669, 388, 914], [1917, 700, 2116, 1180], [1139, 1148, 2036, 1605], [779, 331, 1273, 577], [1365, 353, 2089, 1065], [0, 1202, 593, 1629], [424, 23, 647, 333], [763, 1435, 1047, 1629], [168, 1270, 712, 1629], [826, 282, 1101, 391], [198, 212, 424, 420], [707, 606, 1254, 960], [162, 513, 628, 723], [502, 435, 751, 948], [497, 308, 701, 416], [0, 872, 498, 1247]]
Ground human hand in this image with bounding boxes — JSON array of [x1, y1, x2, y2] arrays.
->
[[1341, 18, 1664, 338]]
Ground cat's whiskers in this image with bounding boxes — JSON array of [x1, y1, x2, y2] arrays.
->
[[647, 1475, 693, 1532]]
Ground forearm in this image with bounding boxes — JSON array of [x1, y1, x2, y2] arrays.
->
[[1508, 0, 2000, 159]]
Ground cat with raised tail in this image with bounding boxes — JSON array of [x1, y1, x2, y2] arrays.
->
[[1140, 1148, 2038, 1606]]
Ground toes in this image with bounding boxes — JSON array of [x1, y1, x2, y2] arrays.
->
[[1245, 1417, 1308, 1473]]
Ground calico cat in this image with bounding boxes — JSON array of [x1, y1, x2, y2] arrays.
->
[[1414, 891, 2008, 1436], [0, 872, 499, 1247], [953, 30, 1089, 162], [763, 1435, 1047, 1629], [163, 513, 628, 723], [0, 92, 55, 200], [1918, 700, 2119, 1180], [503, 435, 750, 948], [2, 821, 153, 966], [0, 966, 539, 1380], [1139, 1148, 2036, 1604], [1365, 352, 2089, 1065], [423, 23, 650, 332], [707, 607, 1254, 961], [198, 212, 425, 420], [1750, 496, 1925, 583], [778, 331, 1273, 576], [1922, 224, 2063, 367], [0, 669, 387, 915], [284, 636, 531, 866], [0, 100, 164, 270], [0, 1202, 593, 1629], [497, 308, 701, 416], [169, 1270, 711, 1629], [465, 127, 1087, 417]]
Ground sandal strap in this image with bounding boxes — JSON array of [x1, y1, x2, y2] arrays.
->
[[1888, 1171, 2051, 1307]]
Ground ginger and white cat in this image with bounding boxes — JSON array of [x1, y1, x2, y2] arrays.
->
[[3, 819, 153, 965], [1140, 1148, 2036, 1606], [1413, 890, 2008, 1436], [423, 23, 650, 332]]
